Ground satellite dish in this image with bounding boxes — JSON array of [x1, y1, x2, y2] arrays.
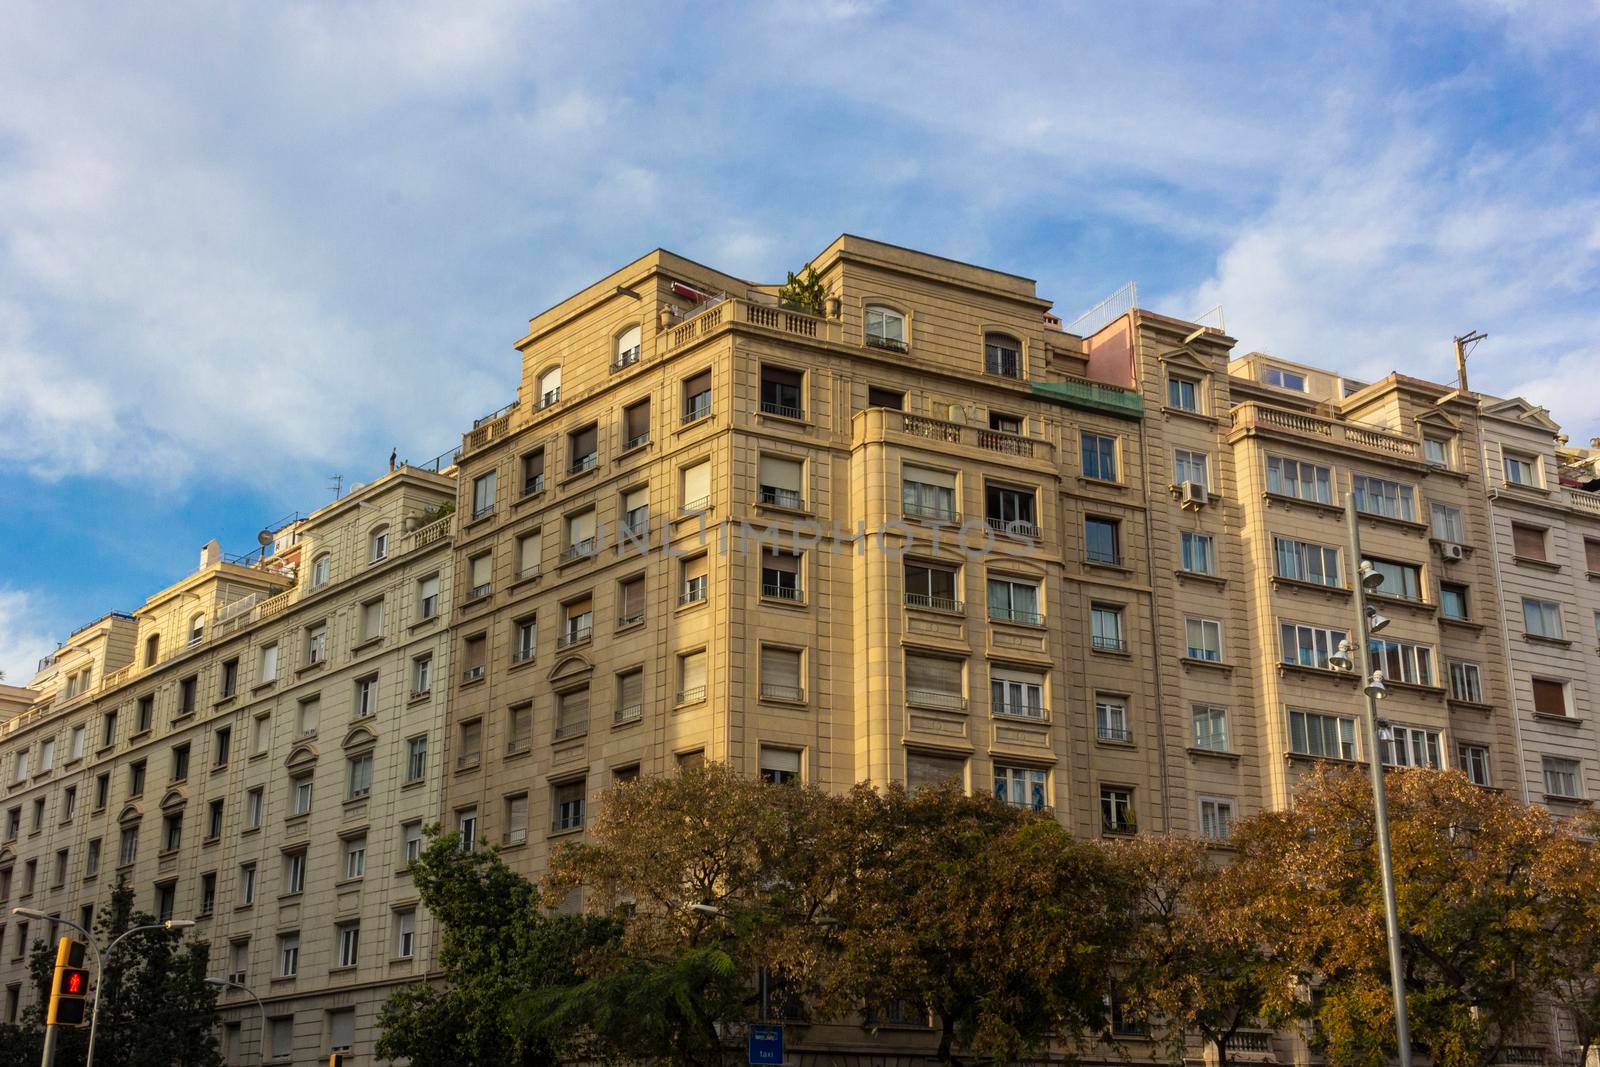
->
[[257, 529, 274, 547]]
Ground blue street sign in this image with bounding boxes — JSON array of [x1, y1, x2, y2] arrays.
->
[[748, 1023, 784, 1065]]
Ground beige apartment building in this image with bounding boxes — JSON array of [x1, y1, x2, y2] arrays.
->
[[0, 466, 456, 1062]]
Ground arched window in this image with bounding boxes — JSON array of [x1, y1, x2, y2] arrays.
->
[[311, 553, 331, 588], [983, 333, 1021, 379], [864, 306, 906, 351], [614, 325, 642, 370], [369, 525, 390, 564], [189, 614, 205, 647], [536, 367, 562, 409]]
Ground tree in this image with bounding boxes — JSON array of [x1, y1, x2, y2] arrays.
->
[[535, 763, 856, 1066], [1114, 835, 1301, 1067], [1531, 814, 1600, 1067], [1230, 766, 1561, 1067], [375, 827, 615, 1067], [827, 783, 1127, 1065]]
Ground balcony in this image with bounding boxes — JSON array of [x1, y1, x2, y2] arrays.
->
[[977, 429, 1035, 457], [865, 333, 907, 354], [1030, 375, 1143, 419], [614, 703, 643, 725], [617, 610, 644, 627], [522, 473, 545, 497], [553, 720, 586, 741], [466, 583, 492, 603], [560, 540, 597, 564], [992, 700, 1044, 721], [568, 453, 599, 476], [511, 647, 535, 665], [677, 686, 706, 705], [760, 683, 804, 702], [989, 606, 1043, 626], [905, 592, 962, 613], [556, 623, 592, 648], [1229, 402, 1420, 461], [761, 583, 801, 602], [907, 689, 965, 712], [758, 486, 804, 509], [904, 501, 959, 523], [682, 496, 711, 514], [760, 400, 804, 420], [624, 431, 650, 450], [1092, 634, 1128, 653], [902, 414, 963, 444], [612, 347, 641, 372], [662, 297, 842, 352], [1097, 724, 1133, 743], [462, 403, 518, 458], [461, 665, 485, 683], [985, 517, 1040, 539]]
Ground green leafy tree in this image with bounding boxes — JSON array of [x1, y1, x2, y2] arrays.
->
[[375, 827, 615, 1066], [776, 267, 826, 315], [827, 783, 1128, 1065], [1229, 766, 1560, 1067]]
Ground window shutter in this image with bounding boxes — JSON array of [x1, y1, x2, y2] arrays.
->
[[331, 1010, 355, 1050], [620, 578, 645, 617], [623, 487, 648, 513], [1512, 524, 1545, 559], [758, 456, 803, 492], [572, 425, 598, 456], [519, 534, 541, 573], [682, 652, 707, 692], [684, 555, 708, 582], [685, 370, 711, 397], [903, 465, 956, 490], [762, 550, 799, 574], [906, 751, 964, 790], [617, 325, 641, 355], [760, 647, 802, 689], [905, 653, 962, 695], [1533, 678, 1566, 716], [471, 555, 491, 586], [683, 462, 710, 502], [568, 510, 596, 543], [619, 670, 643, 708], [1587, 539, 1600, 574], [760, 748, 801, 776], [558, 690, 589, 731], [626, 401, 651, 439]]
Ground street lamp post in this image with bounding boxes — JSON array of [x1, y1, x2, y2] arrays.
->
[[11, 910, 97, 1067], [1337, 493, 1414, 1067], [206, 978, 268, 1065], [83, 919, 196, 1067]]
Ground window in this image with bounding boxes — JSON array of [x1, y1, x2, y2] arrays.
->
[[983, 333, 1021, 378], [1193, 705, 1228, 752], [987, 577, 1041, 624], [504, 793, 529, 845], [128, 759, 146, 797], [418, 575, 440, 620], [516, 450, 547, 502], [990, 669, 1045, 720], [864, 306, 906, 350], [994, 765, 1047, 810], [1440, 583, 1469, 621], [1261, 366, 1306, 391], [1100, 787, 1135, 834], [284, 849, 307, 894], [1369, 637, 1434, 686], [136, 695, 154, 733], [614, 670, 644, 725], [343, 836, 366, 880], [1383, 724, 1442, 769], [38, 738, 54, 772], [611, 489, 649, 545], [395, 908, 417, 958], [556, 689, 589, 738], [622, 399, 651, 450], [174, 676, 197, 717], [988, 410, 1022, 434], [468, 552, 493, 598], [145, 633, 160, 666], [561, 598, 593, 647], [347, 753, 373, 799], [297, 696, 320, 737], [85, 838, 100, 878], [292, 775, 314, 816], [1180, 532, 1215, 575], [902, 465, 957, 521], [760, 365, 805, 419], [52, 849, 68, 887], [461, 634, 487, 683], [29, 798, 42, 832], [258, 643, 278, 684], [403, 821, 424, 864], [206, 797, 224, 839], [552, 780, 585, 832], [1185, 617, 1223, 661], [1174, 448, 1209, 488], [330, 1003, 356, 1051], [119, 825, 139, 866], [3, 807, 15, 840], [311, 553, 331, 588], [412, 655, 432, 694], [62, 785, 77, 822], [537, 365, 562, 407], [1512, 523, 1547, 561], [1273, 537, 1341, 586], [1532, 677, 1570, 718], [1167, 375, 1199, 412], [227, 939, 248, 984], [761, 550, 802, 602], [511, 535, 542, 586], [759, 646, 804, 703], [102, 710, 118, 749], [681, 460, 711, 511], [758, 747, 802, 785], [1458, 744, 1491, 786], [1080, 432, 1118, 481], [680, 555, 708, 605], [247, 787, 264, 829], [457, 719, 483, 765], [904, 652, 965, 711], [1279, 621, 1351, 670], [868, 385, 905, 410], [568, 424, 599, 475], [94, 773, 109, 811], [155, 882, 176, 921], [1431, 503, 1464, 543], [1288, 709, 1357, 760], [1085, 517, 1121, 565], [1199, 797, 1235, 841], [1505, 452, 1539, 486], [397, 735, 426, 784], [1368, 558, 1422, 601], [306, 624, 327, 665], [1091, 604, 1126, 653], [278, 932, 299, 977], [472, 470, 497, 518], [757, 454, 805, 509], [683, 369, 712, 422], [369, 524, 389, 563], [270, 1018, 293, 1061], [678, 651, 707, 705], [905, 561, 960, 611], [984, 484, 1037, 536], [613, 323, 642, 369], [1523, 598, 1564, 639], [1586, 539, 1600, 575], [358, 599, 384, 643], [1543, 757, 1581, 799], [1095, 696, 1130, 742], [220, 658, 239, 699], [1449, 662, 1484, 704], [1352, 474, 1415, 521], [253, 713, 271, 756], [68, 724, 85, 762], [199, 871, 216, 914], [906, 751, 965, 791], [240, 862, 256, 905]]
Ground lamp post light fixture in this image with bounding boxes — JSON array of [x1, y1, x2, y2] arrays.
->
[[206, 977, 269, 1066], [1343, 493, 1414, 1067]]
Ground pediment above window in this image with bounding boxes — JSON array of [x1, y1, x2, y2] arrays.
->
[[158, 787, 188, 812], [548, 654, 593, 684], [285, 743, 319, 770], [341, 725, 378, 752]]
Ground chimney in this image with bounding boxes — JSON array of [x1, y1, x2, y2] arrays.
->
[[200, 539, 222, 568]]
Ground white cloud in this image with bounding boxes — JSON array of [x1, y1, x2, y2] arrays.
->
[[0, 589, 57, 688]]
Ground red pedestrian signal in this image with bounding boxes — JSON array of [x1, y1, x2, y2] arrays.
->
[[48, 937, 91, 1028]]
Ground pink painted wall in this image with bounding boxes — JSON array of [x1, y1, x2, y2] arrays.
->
[[1082, 315, 1136, 388]]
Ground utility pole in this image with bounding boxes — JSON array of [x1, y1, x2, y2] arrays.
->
[[1453, 330, 1487, 394]]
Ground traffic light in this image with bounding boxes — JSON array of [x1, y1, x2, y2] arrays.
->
[[328, 1055, 346, 1067], [47, 936, 91, 1027]]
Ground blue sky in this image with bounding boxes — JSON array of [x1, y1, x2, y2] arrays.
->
[[3, 1, 1599, 680]]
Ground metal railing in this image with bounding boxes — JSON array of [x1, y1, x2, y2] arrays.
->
[[992, 700, 1045, 721], [568, 453, 599, 475], [461, 666, 485, 682], [560, 540, 597, 564], [614, 703, 643, 725], [511, 647, 535, 664], [761, 583, 801, 602], [682, 496, 711, 513], [903, 501, 958, 522], [617, 611, 644, 627], [1065, 281, 1137, 337], [989, 607, 1044, 625], [986, 517, 1040, 539], [683, 398, 712, 424], [625, 432, 650, 450], [677, 686, 706, 705], [1097, 724, 1133, 743], [905, 592, 962, 613], [760, 400, 804, 420], [761, 683, 804, 702], [523, 473, 545, 496], [611, 347, 641, 372], [865, 334, 907, 353], [758, 486, 803, 509], [466, 584, 492, 602], [553, 720, 587, 741], [679, 581, 707, 606], [1092, 635, 1128, 653], [557, 623, 593, 648], [907, 689, 965, 712]]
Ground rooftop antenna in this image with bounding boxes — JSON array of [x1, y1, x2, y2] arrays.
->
[[328, 474, 344, 499], [1453, 330, 1487, 393]]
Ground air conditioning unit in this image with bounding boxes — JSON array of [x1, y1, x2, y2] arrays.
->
[[1179, 481, 1209, 510], [1439, 542, 1465, 562]]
